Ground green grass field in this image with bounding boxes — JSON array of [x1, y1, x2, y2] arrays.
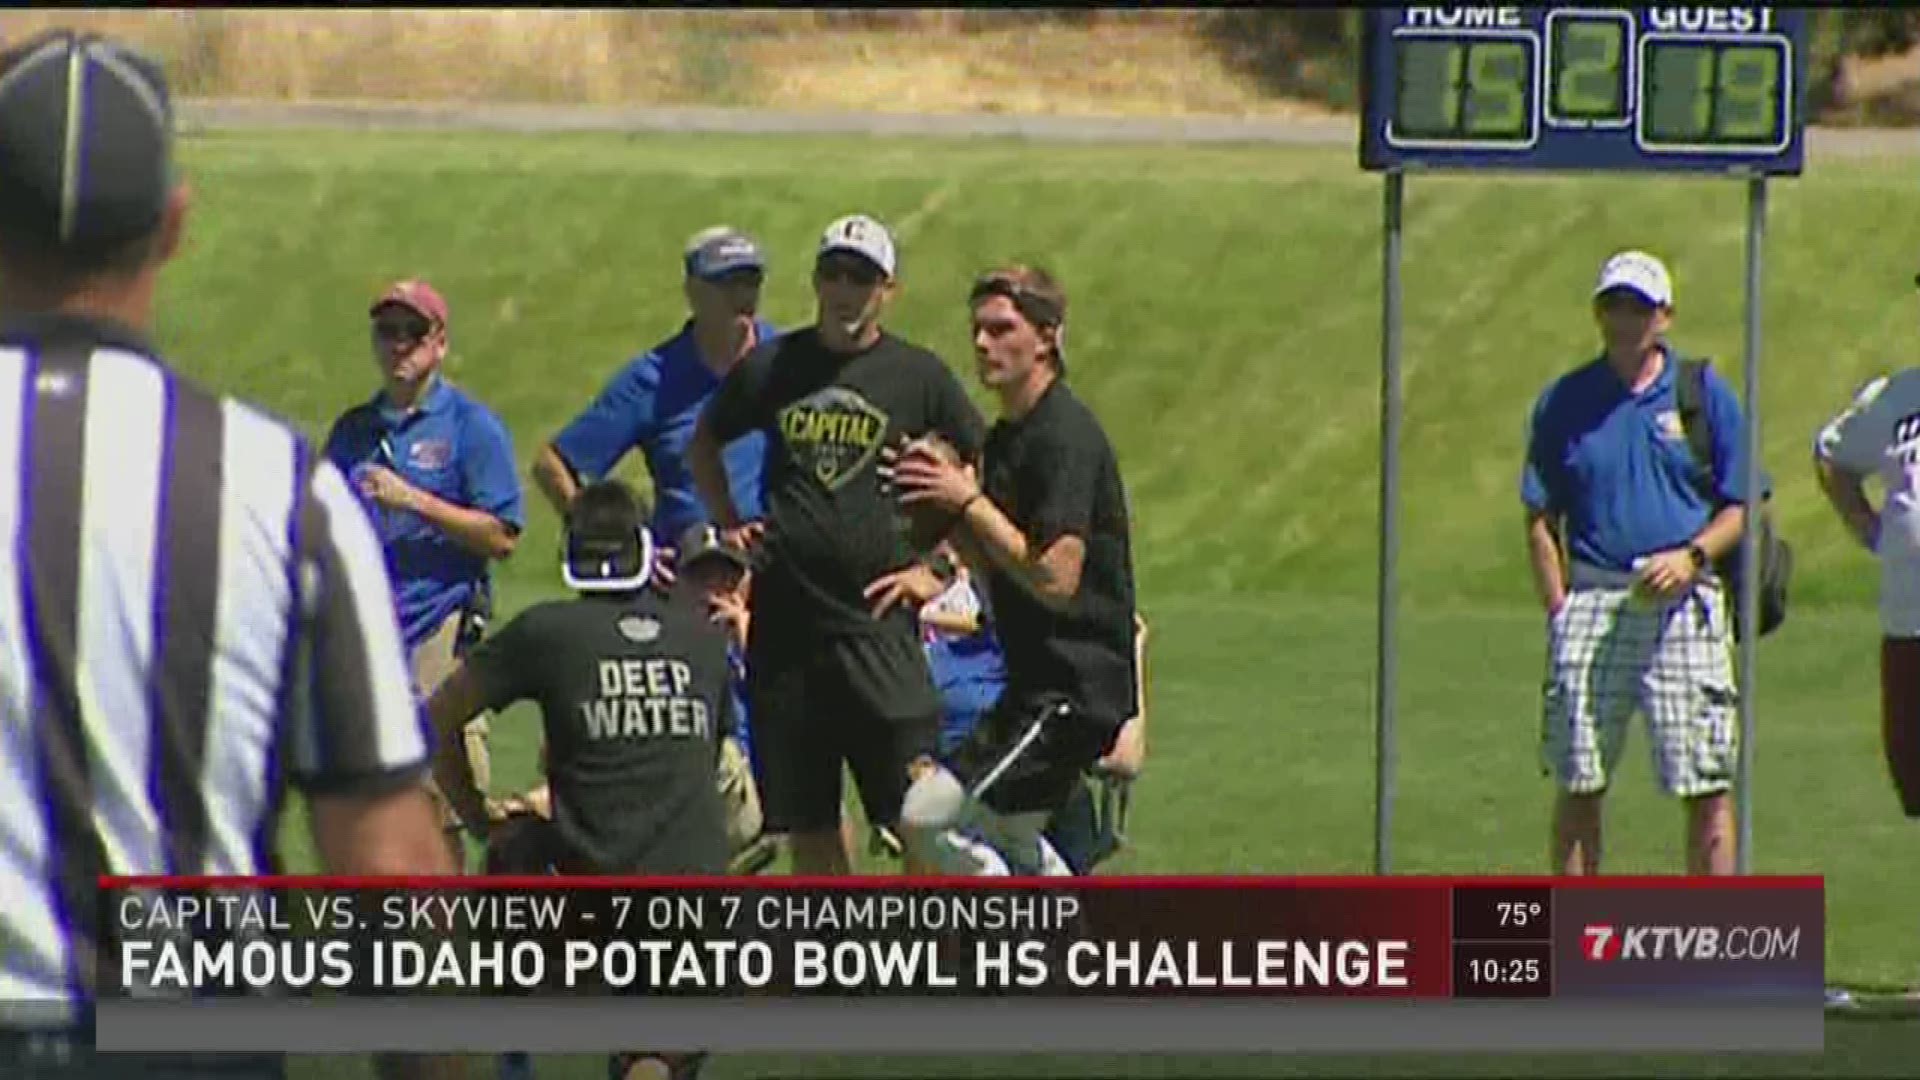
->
[[150, 129, 1918, 1076]]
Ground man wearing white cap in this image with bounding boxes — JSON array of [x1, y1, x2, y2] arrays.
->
[[1521, 250, 1753, 876], [690, 213, 985, 875]]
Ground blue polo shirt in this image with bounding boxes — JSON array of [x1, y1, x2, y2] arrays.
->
[[550, 320, 777, 543], [322, 377, 524, 652], [1521, 348, 1752, 573], [726, 642, 754, 773]]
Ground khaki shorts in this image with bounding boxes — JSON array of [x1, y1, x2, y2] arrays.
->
[[717, 736, 763, 852], [413, 610, 492, 829]]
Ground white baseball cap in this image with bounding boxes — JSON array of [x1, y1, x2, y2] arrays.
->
[[1592, 250, 1673, 308], [818, 213, 897, 278]]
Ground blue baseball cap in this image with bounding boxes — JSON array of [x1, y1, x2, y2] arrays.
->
[[684, 226, 765, 281]]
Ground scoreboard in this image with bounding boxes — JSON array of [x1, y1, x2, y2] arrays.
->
[[1358, 5, 1808, 174]]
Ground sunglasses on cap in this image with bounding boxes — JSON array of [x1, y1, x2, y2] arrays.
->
[[561, 525, 655, 593], [969, 274, 1064, 329]]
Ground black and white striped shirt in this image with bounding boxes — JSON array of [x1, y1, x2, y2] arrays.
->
[[0, 312, 430, 1023]]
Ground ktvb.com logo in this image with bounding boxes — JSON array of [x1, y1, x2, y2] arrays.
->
[[1581, 923, 1803, 963]]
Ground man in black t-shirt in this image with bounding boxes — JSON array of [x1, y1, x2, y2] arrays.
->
[[426, 479, 734, 878], [689, 213, 986, 875], [429, 480, 729, 1080], [878, 264, 1139, 876]]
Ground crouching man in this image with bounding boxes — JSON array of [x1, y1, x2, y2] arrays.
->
[[427, 479, 733, 1080]]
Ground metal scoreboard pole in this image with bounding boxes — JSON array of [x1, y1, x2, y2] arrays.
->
[[1375, 170, 1404, 876], [1736, 175, 1767, 875]]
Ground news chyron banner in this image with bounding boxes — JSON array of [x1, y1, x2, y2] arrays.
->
[[96, 877, 1824, 1054]]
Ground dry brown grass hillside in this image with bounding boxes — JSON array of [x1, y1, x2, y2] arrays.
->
[[6, 9, 1918, 124], [0, 9, 1342, 119]]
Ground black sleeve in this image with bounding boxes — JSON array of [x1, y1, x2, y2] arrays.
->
[[702, 343, 773, 444], [1018, 420, 1105, 551], [927, 356, 987, 461], [462, 610, 539, 713]]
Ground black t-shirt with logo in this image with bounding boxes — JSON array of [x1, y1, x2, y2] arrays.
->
[[463, 589, 733, 874], [981, 379, 1138, 734], [703, 327, 986, 639]]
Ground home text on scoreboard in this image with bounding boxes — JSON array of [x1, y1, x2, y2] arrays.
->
[[1358, 5, 1808, 174]]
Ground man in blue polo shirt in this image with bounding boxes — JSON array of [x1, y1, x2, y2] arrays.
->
[[527, 227, 780, 880], [531, 225, 778, 547], [1522, 250, 1751, 877], [323, 279, 524, 857]]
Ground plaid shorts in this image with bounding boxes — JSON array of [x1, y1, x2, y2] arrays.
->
[[1541, 572, 1738, 799]]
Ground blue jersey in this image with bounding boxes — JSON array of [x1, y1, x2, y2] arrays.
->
[[323, 377, 524, 651], [921, 578, 1008, 752], [726, 640, 755, 772], [550, 320, 778, 543], [1522, 348, 1753, 572]]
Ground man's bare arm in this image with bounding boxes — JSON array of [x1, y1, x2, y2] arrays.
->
[[1815, 455, 1880, 552], [1525, 508, 1567, 615], [955, 495, 1084, 611], [689, 415, 742, 530], [531, 444, 582, 519], [1689, 504, 1748, 563], [919, 607, 982, 636], [407, 490, 519, 561], [308, 783, 455, 877], [425, 665, 493, 835]]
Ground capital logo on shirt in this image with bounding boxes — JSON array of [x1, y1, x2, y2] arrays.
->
[[408, 438, 453, 470], [1656, 410, 1685, 441], [777, 387, 889, 492]]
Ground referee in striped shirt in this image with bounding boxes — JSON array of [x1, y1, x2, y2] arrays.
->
[[0, 30, 459, 1079]]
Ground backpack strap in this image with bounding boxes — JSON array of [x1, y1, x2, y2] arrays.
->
[[1673, 357, 1718, 505]]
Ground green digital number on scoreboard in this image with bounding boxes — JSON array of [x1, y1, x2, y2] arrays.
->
[[1392, 32, 1537, 146], [1640, 35, 1789, 151], [1547, 11, 1630, 126]]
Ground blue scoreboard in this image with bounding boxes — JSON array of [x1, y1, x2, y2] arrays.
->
[[1358, 5, 1808, 175]]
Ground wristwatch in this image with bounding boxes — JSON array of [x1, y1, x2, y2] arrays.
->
[[1686, 543, 1709, 570]]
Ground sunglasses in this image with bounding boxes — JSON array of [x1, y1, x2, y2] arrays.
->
[[816, 257, 884, 288], [701, 267, 765, 287], [373, 316, 433, 343]]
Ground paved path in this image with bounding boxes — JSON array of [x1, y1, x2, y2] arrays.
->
[[178, 98, 1917, 157]]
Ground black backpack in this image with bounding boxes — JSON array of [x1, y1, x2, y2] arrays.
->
[[1673, 358, 1793, 641]]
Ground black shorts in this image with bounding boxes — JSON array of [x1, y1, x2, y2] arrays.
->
[[486, 813, 726, 877], [748, 628, 942, 833], [943, 693, 1117, 816]]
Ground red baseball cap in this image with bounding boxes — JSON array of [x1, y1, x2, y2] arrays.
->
[[369, 279, 449, 327]]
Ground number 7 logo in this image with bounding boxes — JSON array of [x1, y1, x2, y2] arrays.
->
[[1583, 924, 1618, 962]]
